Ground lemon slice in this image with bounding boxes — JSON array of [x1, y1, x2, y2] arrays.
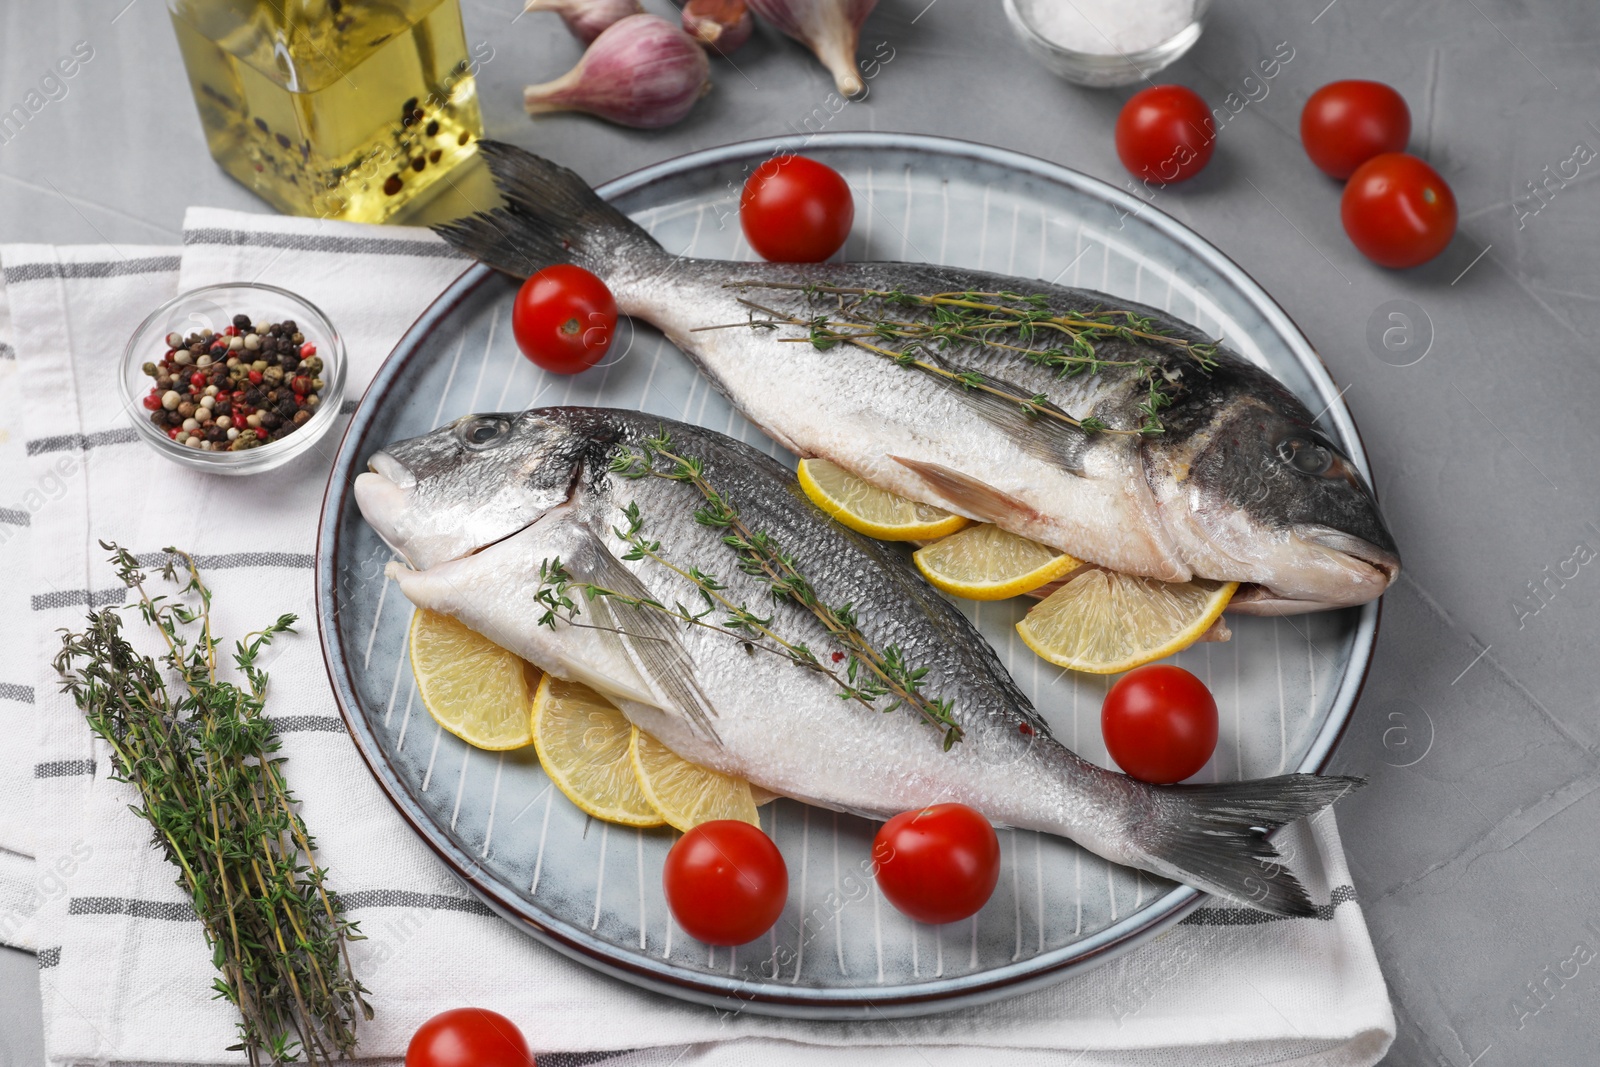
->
[[797, 458, 969, 541], [409, 608, 538, 750], [1016, 569, 1238, 674], [913, 523, 1084, 600], [630, 727, 759, 832], [531, 675, 664, 827]]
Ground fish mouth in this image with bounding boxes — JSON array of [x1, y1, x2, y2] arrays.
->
[[354, 454, 413, 564], [1229, 524, 1400, 615], [1292, 524, 1400, 582], [368, 449, 415, 490]]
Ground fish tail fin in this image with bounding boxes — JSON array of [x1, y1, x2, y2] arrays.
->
[[1133, 774, 1363, 917], [434, 140, 665, 278]]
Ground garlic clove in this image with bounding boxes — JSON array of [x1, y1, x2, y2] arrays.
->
[[747, 0, 877, 97], [683, 0, 755, 56], [524, 14, 712, 129], [523, 0, 643, 44]]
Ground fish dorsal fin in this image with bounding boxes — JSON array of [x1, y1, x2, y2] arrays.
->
[[570, 528, 722, 745], [888, 456, 1036, 527]]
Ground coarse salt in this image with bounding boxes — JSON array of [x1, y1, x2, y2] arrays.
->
[[1019, 0, 1195, 56]]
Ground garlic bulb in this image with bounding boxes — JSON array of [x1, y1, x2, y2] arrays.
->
[[523, 0, 643, 44], [747, 0, 877, 96], [683, 0, 754, 55], [524, 14, 712, 129]]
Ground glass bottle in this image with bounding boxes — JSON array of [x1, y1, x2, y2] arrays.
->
[[168, 0, 485, 223]]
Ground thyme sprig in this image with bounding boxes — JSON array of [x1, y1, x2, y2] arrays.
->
[[532, 434, 962, 749], [713, 281, 1221, 435], [53, 544, 371, 1066]]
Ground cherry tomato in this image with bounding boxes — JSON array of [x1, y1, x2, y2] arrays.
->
[[1300, 80, 1410, 180], [740, 155, 854, 262], [663, 820, 787, 945], [1340, 153, 1457, 269], [1101, 664, 1218, 784], [510, 264, 617, 374], [1114, 85, 1215, 185], [872, 803, 1000, 925], [406, 1008, 535, 1067]]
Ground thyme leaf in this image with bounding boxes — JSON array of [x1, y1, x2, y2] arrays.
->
[[722, 281, 1222, 436], [535, 436, 962, 750]]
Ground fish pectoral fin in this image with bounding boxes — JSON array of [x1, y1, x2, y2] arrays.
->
[[571, 530, 722, 745], [888, 456, 1036, 527], [929, 366, 1090, 476]]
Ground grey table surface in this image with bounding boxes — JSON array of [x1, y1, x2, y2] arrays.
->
[[3, 0, 1598, 1064]]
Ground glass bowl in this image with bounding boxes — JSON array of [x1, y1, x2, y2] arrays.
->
[[1004, 0, 1210, 88], [121, 282, 347, 476]]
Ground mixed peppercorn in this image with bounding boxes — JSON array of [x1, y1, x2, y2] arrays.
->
[[140, 313, 325, 452]]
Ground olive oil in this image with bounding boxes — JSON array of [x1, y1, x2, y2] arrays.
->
[[169, 0, 484, 223]]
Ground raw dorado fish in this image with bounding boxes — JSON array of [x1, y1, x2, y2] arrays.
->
[[434, 142, 1400, 615], [356, 406, 1360, 915]]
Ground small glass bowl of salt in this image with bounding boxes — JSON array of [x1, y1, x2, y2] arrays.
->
[[1005, 0, 1210, 87]]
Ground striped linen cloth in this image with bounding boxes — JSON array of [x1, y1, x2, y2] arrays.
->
[[0, 207, 1394, 1067]]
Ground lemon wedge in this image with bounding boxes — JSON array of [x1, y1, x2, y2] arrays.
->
[[914, 523, 1084, 600], [409, 608, 538, 750], [1016, 569, 1237, 674], [531, 675, 664, 827], [797, 458, 969, 541], [630, 727, 759, 832]]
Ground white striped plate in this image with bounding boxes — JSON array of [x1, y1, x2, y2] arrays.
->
[[315, 133, 1378, 1017]]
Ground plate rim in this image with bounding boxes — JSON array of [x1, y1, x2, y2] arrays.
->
[[314, 131, 1381, 1018]]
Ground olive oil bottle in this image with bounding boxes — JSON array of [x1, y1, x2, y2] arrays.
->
[[169, 0, 485, 223]]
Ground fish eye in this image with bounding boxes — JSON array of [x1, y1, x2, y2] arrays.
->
[[458, 415, 511, 450], [1276, 437, 1334, 476]]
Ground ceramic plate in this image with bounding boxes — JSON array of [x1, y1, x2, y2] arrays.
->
[[315, 133, 1378, 1018]]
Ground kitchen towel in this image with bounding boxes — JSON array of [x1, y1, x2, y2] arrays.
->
[[0, 206, 1394, 1067], [0, 264, 40, 953]]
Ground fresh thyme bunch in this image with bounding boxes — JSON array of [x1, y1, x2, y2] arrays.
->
[[53, 543, 371, 1065]]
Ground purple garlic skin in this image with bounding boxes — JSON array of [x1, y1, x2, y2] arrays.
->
[[747, 0, 877, 96], [683, 0, 755, 55], [524, 14, 712, 129], [524, 0, 643, 44]]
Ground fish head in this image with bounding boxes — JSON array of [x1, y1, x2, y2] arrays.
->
[[1147, 393, 1400, 613], [354, 409, 592, 569]]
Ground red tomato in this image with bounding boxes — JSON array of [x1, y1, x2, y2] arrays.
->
[[1114, 85, 1215, 185], [872, 803, 1000, 925], [1340, 153, 1457, 269], [663, 820, 787, 945], [1300, 80, 1411, 180], [1101, 665, 1218, 784], [510, 264, 617, 374], [740, 155, 854, 262], [406, 1008, 535, 1067]]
